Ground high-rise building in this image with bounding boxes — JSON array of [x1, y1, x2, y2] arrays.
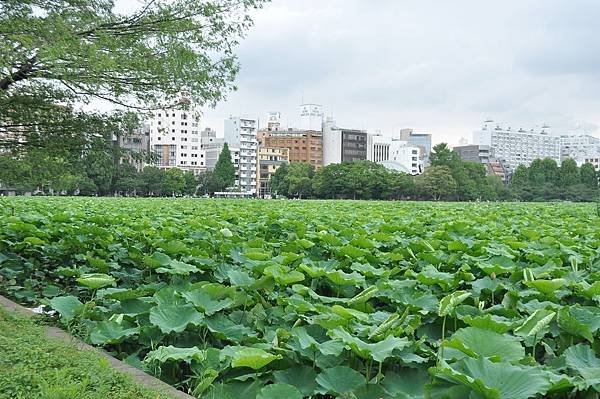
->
[[257, 147, 289, 198], [299, 104, 323, 132], [148, 94, 204, 173], [200, 127, 224, 149], [224, 116, 258, 195], [322, 118, 368, 166], [473, 120, 560, 173], [399, 128, 432, 166], [259, 129, 323, 168]]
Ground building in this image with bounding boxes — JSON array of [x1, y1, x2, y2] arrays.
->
[[224, 116, 258, 195], [453, 144, 508, 182], [559, 134, 600, 160], [378, 140, 423, 175], [299, 104, 323, 132], [200, 127, 224, 149], [367, 133, 391, 162], [399, 128, 432, 166], [257, 147, 289, 198], [114, 126, 151, 171], [473, 120, 560, 173], [453, 144, 492, 164], [322, 118, 368, 166], [148, 94, 204, 173], [259, 129, 323, 168], [266, 112, 282, 131]]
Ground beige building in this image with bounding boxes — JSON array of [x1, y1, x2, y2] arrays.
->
[[258, 129, 323, 169], [257, 147, 289, 198]]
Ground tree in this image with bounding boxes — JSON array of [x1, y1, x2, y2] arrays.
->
[[196, 170, 217, 195], [139, 166, 165, 196], [430, 143, 461, 168], [211, 144, 236, 192], [285, 163, 314, 199], [580, 163, 598, 190], [164, 168, 186, 196], [183, 171, 198, 196], [0, 0, 266, 153], [415, 166, 457, 200], [559, 158, 579, 187]]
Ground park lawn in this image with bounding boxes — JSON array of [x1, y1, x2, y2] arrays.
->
[[0, 307, 174, 399]]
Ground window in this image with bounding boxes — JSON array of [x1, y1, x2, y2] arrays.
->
[[181, 153, 187, 157], [182, 137, 188, 142], [181, 145, 187, 149], [171, 136, 175, 141], [157, 137, 161, 141], [158, 121, 161, 125]]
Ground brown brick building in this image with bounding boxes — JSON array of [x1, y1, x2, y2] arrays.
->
[[258, 129, 323, 169]]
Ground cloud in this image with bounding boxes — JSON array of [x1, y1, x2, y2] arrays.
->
[[119, 0, 600, 144]]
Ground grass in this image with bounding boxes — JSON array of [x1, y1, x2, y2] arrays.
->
[[0, 307, 175, 399]]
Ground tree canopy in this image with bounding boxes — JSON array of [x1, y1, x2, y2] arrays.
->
[[0, 0, 265, 154]]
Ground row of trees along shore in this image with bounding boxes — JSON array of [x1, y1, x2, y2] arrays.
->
[[271, 144, 600, 201], [2, 140, 598, 200]]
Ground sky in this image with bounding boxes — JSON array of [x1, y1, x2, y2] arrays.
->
[[118, 0, 600, 145]]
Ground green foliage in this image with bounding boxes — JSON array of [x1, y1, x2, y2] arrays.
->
[[1, 198, 600, 398], [211, 143, 237, 192]]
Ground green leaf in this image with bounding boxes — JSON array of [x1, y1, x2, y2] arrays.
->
[[461, 314, 513, 334], [229, 347, 282, 370], [316, 366, 366, 395], [182, 288, 234, 316], [90, 321, 138, 345], [145, 345, 205, 363], [380, 369, 428, 398], [156, 260, 199, 275], [438, 291, 470, 317], [149, 303, 203, 333], [49, 296, 83, 320], [513, 309, 555, 337], [557, 307, 594, 344], [434, 357, 551, 399], [563, 344, 600, 385], [23, 236, 44, 245], [76, 273, 116, 289], [143, 252, 171, 269], [330, 327, 409, 362], [256, 383, 302, 399], [525, 279, 566, 295], [273, 366, 317, 396], [220, 227, 233, 237], [227, 269, 256, 286], [441, 327, 524, 362]]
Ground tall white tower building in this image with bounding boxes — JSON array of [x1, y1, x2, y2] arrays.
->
[[224, 116, 258, 195], [148, 94, 205, 173]]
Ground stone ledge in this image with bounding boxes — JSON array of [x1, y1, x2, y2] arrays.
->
[[0, 294, 195, 399]]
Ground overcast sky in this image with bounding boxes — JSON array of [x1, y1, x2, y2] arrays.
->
[[121, 0, 600, 144]]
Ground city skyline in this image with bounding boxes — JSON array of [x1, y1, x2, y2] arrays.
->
[[111, 0, 600, 145]]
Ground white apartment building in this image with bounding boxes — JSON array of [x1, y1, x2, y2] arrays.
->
[[148, 96, 206, 173], [224, 116, 258, 195], [473, 120, 560, 173], [379, 140, 423, 175], [560, 134, 600, 161]]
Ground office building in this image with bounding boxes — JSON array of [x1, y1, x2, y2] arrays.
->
[[257, 147, 289, 198], [322, 118, 368, 166], [378, 140, 423, 175], [367, 134, 392, 163], [259, 129, 323, 168], [266, 112, 282, 131], [224, 116, 258, 195], [399, 128, 432, 166]]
